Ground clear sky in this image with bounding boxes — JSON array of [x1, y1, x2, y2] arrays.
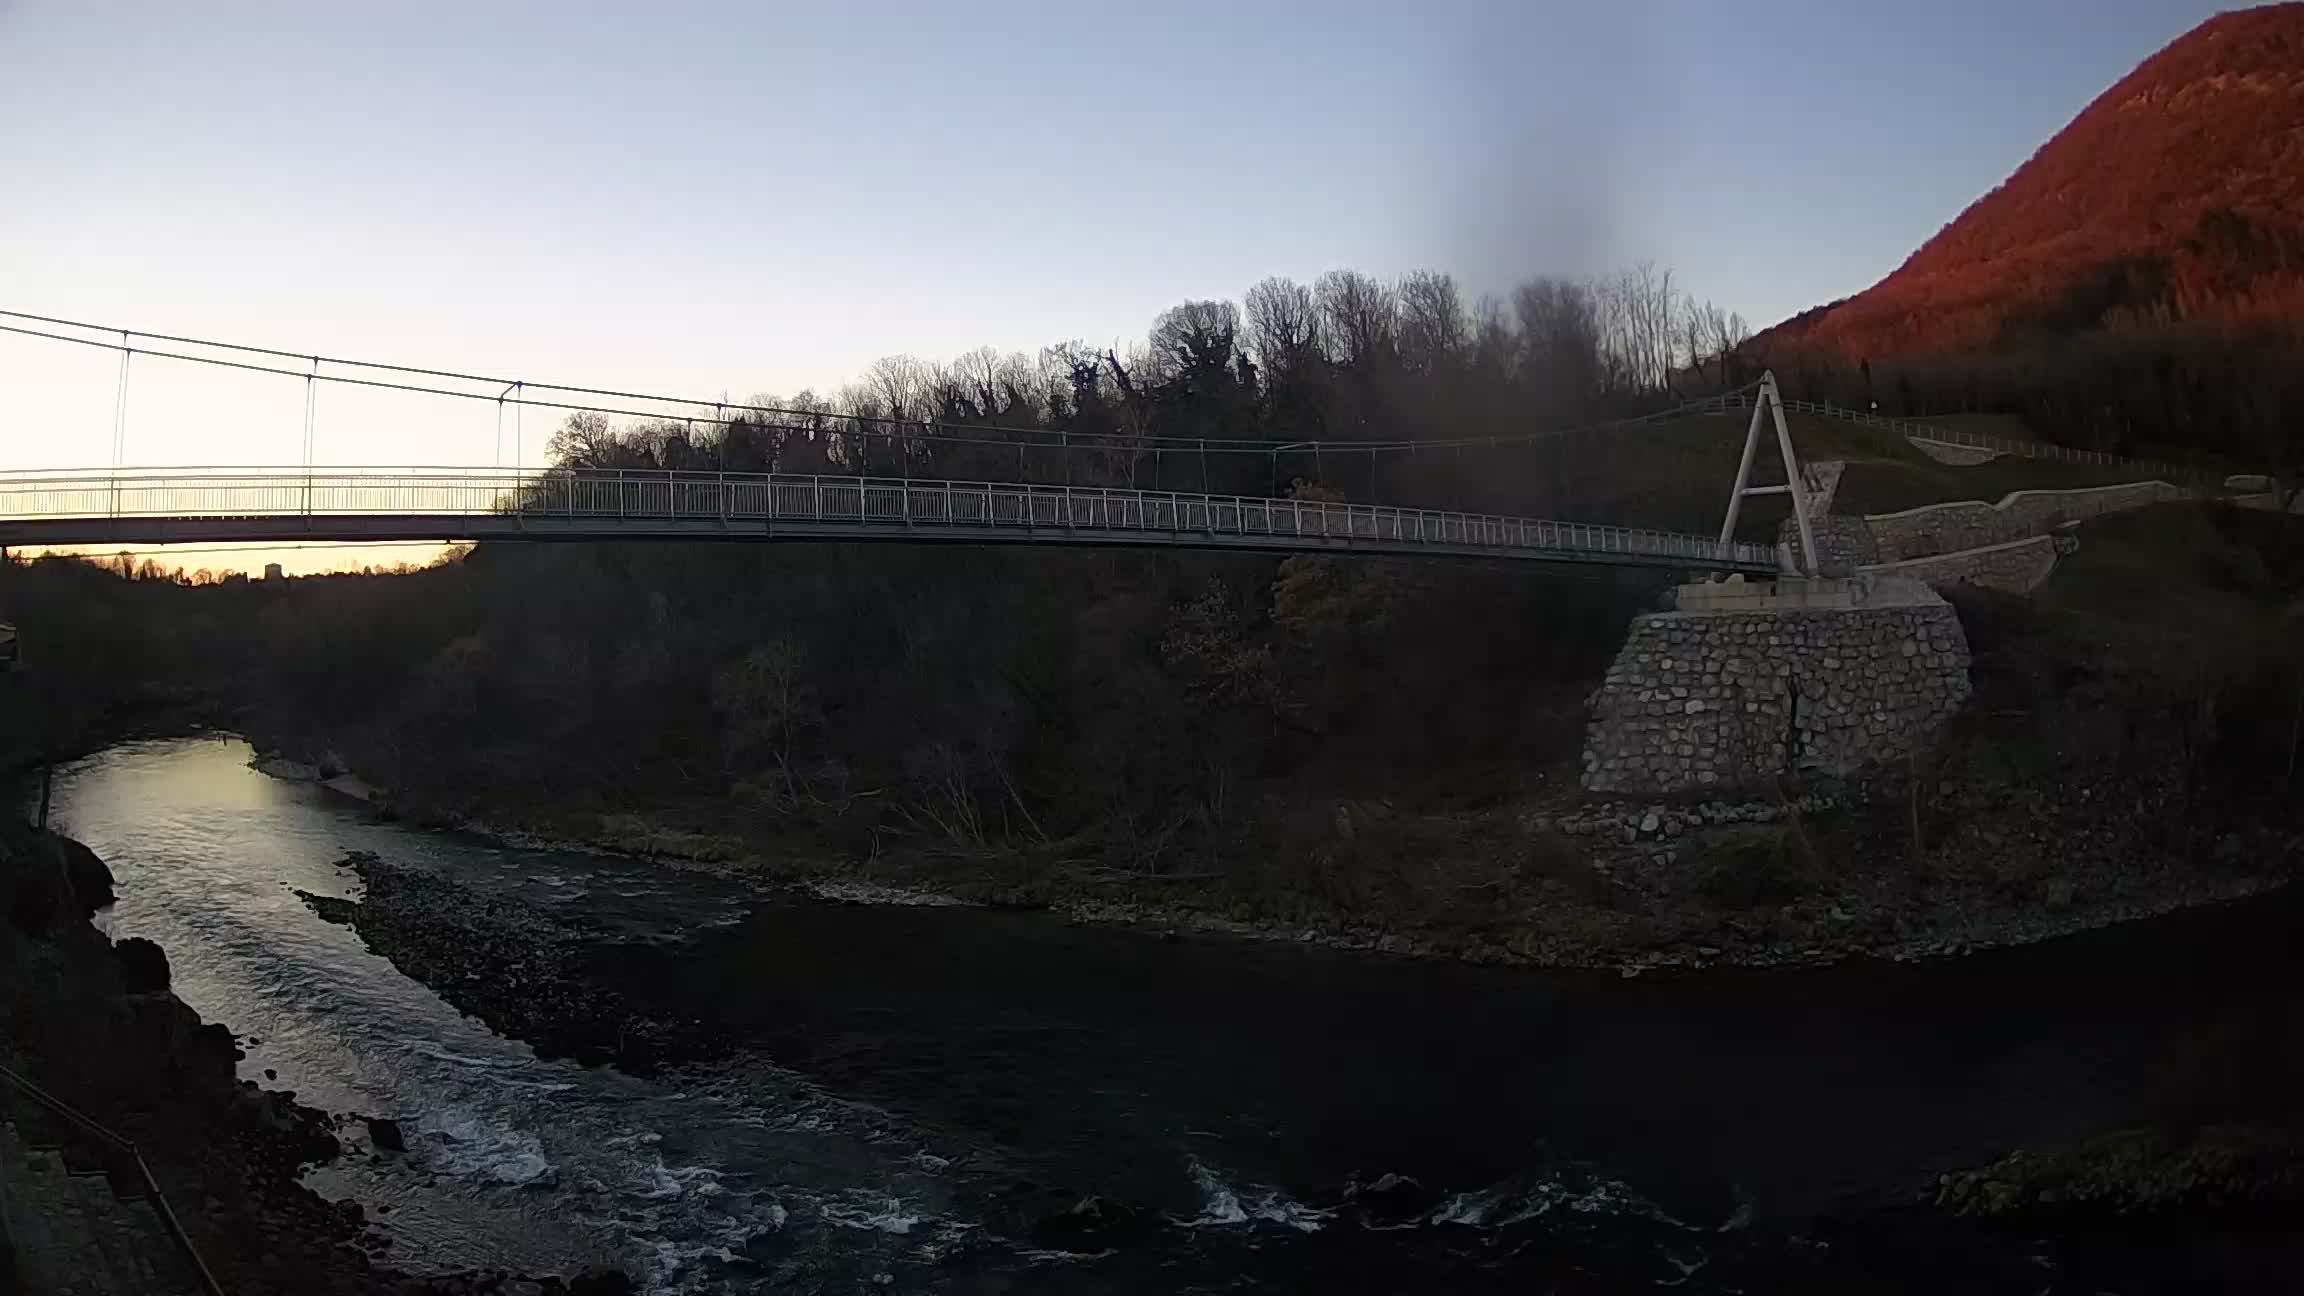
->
[[0, 0, 2243, 569]]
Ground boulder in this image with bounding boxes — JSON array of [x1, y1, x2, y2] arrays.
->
[[115, 936, 171, 993], [1346, 1171, 1439, 1227], [3, 864, 63, 935], [1033, 1194, 1160, 1250], [367, 1117, 407, 1153], [56, 836, 116, 913]]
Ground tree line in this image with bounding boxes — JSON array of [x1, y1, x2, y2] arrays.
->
[[541, 264, 1752, 519]]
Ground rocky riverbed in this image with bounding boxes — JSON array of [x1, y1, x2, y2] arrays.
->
[[296, 853, 715, 1074]]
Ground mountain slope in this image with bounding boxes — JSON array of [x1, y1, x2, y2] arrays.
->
[[1762, 4, 2304, 359]]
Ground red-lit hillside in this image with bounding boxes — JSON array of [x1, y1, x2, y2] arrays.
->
[[1760, 4, 2304, 359]]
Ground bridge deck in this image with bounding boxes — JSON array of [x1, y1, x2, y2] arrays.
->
[[0, 470, 1780, 573]]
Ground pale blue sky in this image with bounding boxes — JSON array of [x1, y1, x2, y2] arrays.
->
[[0, 0, 2241, 482]]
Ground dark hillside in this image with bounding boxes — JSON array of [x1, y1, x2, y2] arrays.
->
[[1751, 5, 2304, 471], [1765, 5, 2304, 358]]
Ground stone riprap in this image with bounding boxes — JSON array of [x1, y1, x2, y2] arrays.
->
[[1866, 481, 2190, 562], [1582, 584, 1971, 795], [1858, 535, 2061, 596]]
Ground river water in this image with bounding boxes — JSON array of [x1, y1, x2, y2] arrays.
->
[[45, 737, 2304, 1293]]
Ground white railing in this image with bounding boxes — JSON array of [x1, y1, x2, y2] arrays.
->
[[1695, 391, 2214, 482], [0, 468, 1779, 570]]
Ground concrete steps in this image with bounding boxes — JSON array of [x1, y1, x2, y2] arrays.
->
[[2, 1116, 202, 1295]]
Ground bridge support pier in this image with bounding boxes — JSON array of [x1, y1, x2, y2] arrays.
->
[[1580, 576, 1972, 796]]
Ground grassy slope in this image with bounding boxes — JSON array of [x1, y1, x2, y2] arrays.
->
[[2032, 501, 2304, 677], [1901, 412, 2041, 444]]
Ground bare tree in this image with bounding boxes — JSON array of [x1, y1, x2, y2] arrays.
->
[[1513, 276, 1604, 401], [1397, 270, 1470, 375], [864, 354, 935, 426], [1679, 296, 1748, 389], [710, 638, 819, 803], [1148, 300, 1243, 380], [945, 346, 1006, 417], [1599, 262, 1679, 393], [834, 381, 889, 470], [1470, 294, 1515, 379], [1316, 270, 1398, 371], [859, 354, 937, 473], [994, 351, 1044, 422], [548, 411, 619, 467], [1243, 276, 1323, 385], [1680, 296, 1711, 387]]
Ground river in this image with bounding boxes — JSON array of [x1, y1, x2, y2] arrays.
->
[[44, 736, 2304, 1292]]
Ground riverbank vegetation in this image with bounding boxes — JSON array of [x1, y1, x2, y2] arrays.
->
[[4, 263, 2301, 963]]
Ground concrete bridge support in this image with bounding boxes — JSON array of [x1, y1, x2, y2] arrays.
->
[[1580, 577, 1972, 796]]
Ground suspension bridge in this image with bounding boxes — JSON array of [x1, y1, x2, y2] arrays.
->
[[0, 310, 1786, 573]]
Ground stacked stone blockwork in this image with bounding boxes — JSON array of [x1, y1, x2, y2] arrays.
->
[[1862, 535, 2062, 596], [1581, 581, 1971, 796], [1781, 515, 1880, 577]]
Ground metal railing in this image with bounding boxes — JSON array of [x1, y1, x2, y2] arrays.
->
[[0, 1059, 226, 1296], [1695, 391, 2215, 483], [0, 468, 1781, 571]]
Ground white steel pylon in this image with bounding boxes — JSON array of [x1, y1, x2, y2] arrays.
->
[[1717, 371, 1819, 577]]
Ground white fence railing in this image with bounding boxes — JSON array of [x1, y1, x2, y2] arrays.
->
[[0, 468, 1780, 570], [1694, 392, 2218, 483]]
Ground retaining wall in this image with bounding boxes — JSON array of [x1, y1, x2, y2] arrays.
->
[[1865, 481, 2191, 562], [1857, 535, 2061, 596], [1582, 585, 1972, 796]]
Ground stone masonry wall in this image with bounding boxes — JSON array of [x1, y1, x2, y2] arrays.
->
[[1857, 535, 2060, 596], [1779, 514, 1879, 577], [1866, 481, 2189, 562], [1582, 596, 1972, 796]]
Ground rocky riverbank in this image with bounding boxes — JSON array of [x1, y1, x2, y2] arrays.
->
[[0, 822, 635, 1296], [1932, 1118, 2304, 1217], [1898, 1114, 2304, 1288], [260, 741, 2302, 979]]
